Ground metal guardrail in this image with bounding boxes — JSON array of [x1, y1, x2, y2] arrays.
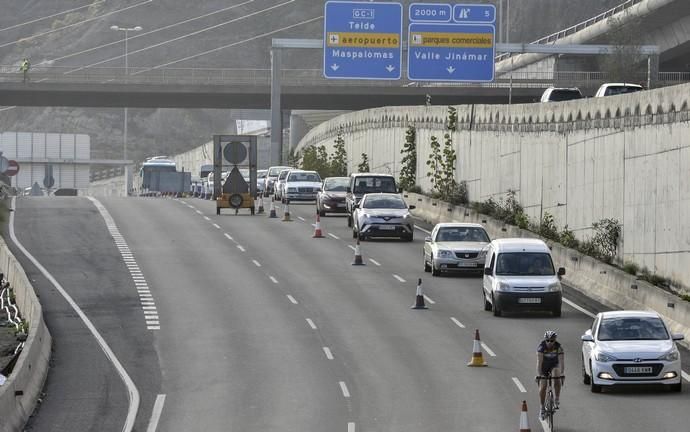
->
[[495, 0, 645, 62], [0, 66, 688, 89]]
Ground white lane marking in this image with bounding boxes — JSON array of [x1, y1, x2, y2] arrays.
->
[[348, 423, 356, 432], [145, 320, 160, 325], [147, 326, 161, 330], [269, 276, 278, 284], [143, 306, 157, 310], [481, 342, 496, 357], [146, 393, 166, 432], [682, 371, 690, 382], [237, 245, 246, 252], [328, 233, 340, 240], [450, 317, 465, 328], [393, 274, 406, 283], [415, 226, 431, 234], [14, 197, 141, 432], [224, 233, 234, 241], [252, 260, 261, 267], [539, 417, 550, 432], [144, 311, 158, 316], [423, 295, 436, 304], [512, 377, 527, 393], [306, 318, 317, 329], [563, 297, 596, 318], [348, 245, 356, 251], [298, 216, 305, 222], [287, 295, 298, 304], [203, 216, 211, 221], [213, 223, 221, 229], [196, 210, 203, 215], [323, 347, 334, 360], [339, 381, 350, 398], [369, 258, 381, 266]]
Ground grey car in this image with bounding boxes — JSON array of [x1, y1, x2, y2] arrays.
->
[[352, 193, 415, 241], [423, 223, 490, 276]]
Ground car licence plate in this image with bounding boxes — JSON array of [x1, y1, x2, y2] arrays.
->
[[458, 262, 477, 267], [378, 225, 396, 230], [518, 297, 542, 304], [624, 366, 653, 374]]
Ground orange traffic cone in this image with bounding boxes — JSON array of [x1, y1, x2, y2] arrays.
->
[[282, 201, 292, 222], [467, 329, 488, 367], [411, 278, 428, 309], [268, 200, 277, 218], [519, 400, 531, 432], [313, 214, 325, 238], [352, 239, 365, 265]]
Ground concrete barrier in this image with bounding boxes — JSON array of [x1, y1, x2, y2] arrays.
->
[[0, 236, 52, 432], [407, 192, 690, 348]]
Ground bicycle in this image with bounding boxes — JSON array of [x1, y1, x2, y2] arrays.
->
[[536, 373, 564, 431]]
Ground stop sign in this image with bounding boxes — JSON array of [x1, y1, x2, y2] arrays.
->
[[5, 160, 19, 177]]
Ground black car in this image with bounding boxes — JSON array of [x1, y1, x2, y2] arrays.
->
[[316, 177, 349, 216]]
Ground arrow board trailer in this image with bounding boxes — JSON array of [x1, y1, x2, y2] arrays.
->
[[213, 135, 257, 215]]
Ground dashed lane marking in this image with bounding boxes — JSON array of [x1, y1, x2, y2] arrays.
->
[[393, 274, 406, 283], [203, 216, 210, 221], [328, 233, 340, 240], [423, 295, 435, 304], [269, 276, 278, 284], [348, 245, 356, 251], [348, 423, 355, 432], [237, 245, 246, 252], [306, 318, 317, 329], [287, 295, 298, 304], [451, 317, 465, 329], [298, 216, 305, 222], [683, 371, 690, 382], [252, 260, 261, 267], [323, 347, 334, 360], [563, 297, 596, 318], [512, 377, 527, 393], [196, 210, 203, 215], [213, 223, 221, 229], [481, 342, 496, 357], [224, 233, 234, 241], [369, 258, 381, 266], [339, 381, 351, 398]]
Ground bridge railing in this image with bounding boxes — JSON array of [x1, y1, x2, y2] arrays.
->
[[495, 0, 645, 62], [1, 66, 688, 90]]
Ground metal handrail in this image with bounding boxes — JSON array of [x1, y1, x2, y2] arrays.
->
[[496, 0, 644, 62]]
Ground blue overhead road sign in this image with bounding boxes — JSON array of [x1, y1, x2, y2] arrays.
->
[[323, 1, 403, 80], [407, 22, 495, 82], [453, 4, 496, 24]]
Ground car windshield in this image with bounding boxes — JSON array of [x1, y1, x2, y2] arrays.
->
[[324, 177, 349, 191], [605, 86, 642, 96], [288, 172, 321, 182], [435, 227, 489, 242], [353, 177, 397, 194], [598, 317, 669, 341], [362, 195, 406, 209], [495, 252, 555, 276]]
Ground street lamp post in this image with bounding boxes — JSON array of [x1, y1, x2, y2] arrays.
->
[[111, 25, 142, 196]]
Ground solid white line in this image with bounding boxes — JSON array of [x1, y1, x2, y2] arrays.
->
[[306, 318, 317, 329], [512, 377, 527, 393], [348, 423, 356, 432], [562, 297, 596, 318], [224, 233, 234, 241], [237, 245, 246, 252], [424, 295, 436, 304], [369, 258, 381, 266], [323, 347, 334, 359], [213, 223, 221, 229], [203, 216, 211, 221], [269, 276, 278, 284], [252, 260, 261, 267], [328, 233, 340, 240], [450, 317, 465, 328], [393, 274, 406, 283], [682, 371, 690, 382], [287, 295, 298, 304], [481, 342, 496, 357], [12, 197, 141, 432], [339, 381, 350, 398], [415, 226, 431, 234], [348, 245, 356, 251], [146, 394, 166, 432]]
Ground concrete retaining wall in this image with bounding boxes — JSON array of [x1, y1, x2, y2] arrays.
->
[[296, 82, 690, 291], [408, 192, 690, 348], [0, 236, 51, 432]]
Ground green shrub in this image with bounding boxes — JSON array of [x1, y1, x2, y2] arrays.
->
[[448, 181, 468, 205], [591, 218, 621, 263], [539, 212, 559, 241], [622, 261, 639, 275], [559, 225, 579, 249], [680, 294, 690, 302], [406, 184, 423, 194]]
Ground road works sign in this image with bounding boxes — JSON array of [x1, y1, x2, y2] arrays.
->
[[323, 1, 403, 80]]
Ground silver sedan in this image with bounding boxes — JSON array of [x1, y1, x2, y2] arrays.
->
[[423, 223, 490, 276]]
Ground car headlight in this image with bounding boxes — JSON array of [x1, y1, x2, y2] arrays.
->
[[479, 249, 487, 258], [658, 350, 679, 361], [403, 213, 411, 219], [547, 282, 562, 292], [361, 213, 371, 219], [595, 352, 618, 362], [437, 250, 453, 258], [496, 282, 511, 292]]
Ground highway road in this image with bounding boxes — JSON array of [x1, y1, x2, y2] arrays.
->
[[10, 195, 690, 432]]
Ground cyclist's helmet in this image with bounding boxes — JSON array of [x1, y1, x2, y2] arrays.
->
[[544, 330, 558, 340]]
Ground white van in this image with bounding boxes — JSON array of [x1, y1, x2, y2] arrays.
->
[[482, 238, 565, 317]]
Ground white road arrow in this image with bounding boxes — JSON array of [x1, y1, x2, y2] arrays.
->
[[331, 64, 340, 71], [386, 65, 395, 72], [446, 66, 456, 74]]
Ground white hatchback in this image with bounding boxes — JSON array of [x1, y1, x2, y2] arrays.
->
[[581, 310, 684, 393]]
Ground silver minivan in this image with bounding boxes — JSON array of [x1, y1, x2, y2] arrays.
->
[[482, 238, 565, 317]]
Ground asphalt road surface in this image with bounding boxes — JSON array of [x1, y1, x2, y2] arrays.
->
[[9, 195, 690, 432]]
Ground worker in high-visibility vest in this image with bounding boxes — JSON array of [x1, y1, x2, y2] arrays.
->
[[19, 58, 30, 82]]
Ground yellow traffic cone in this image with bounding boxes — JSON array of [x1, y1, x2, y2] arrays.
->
[[467, 329, 488, 367]]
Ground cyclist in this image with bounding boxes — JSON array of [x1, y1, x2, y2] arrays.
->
[[536, 330, 564, 420]]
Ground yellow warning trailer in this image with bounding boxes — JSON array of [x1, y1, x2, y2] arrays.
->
[[213, 135, 257, 215]]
